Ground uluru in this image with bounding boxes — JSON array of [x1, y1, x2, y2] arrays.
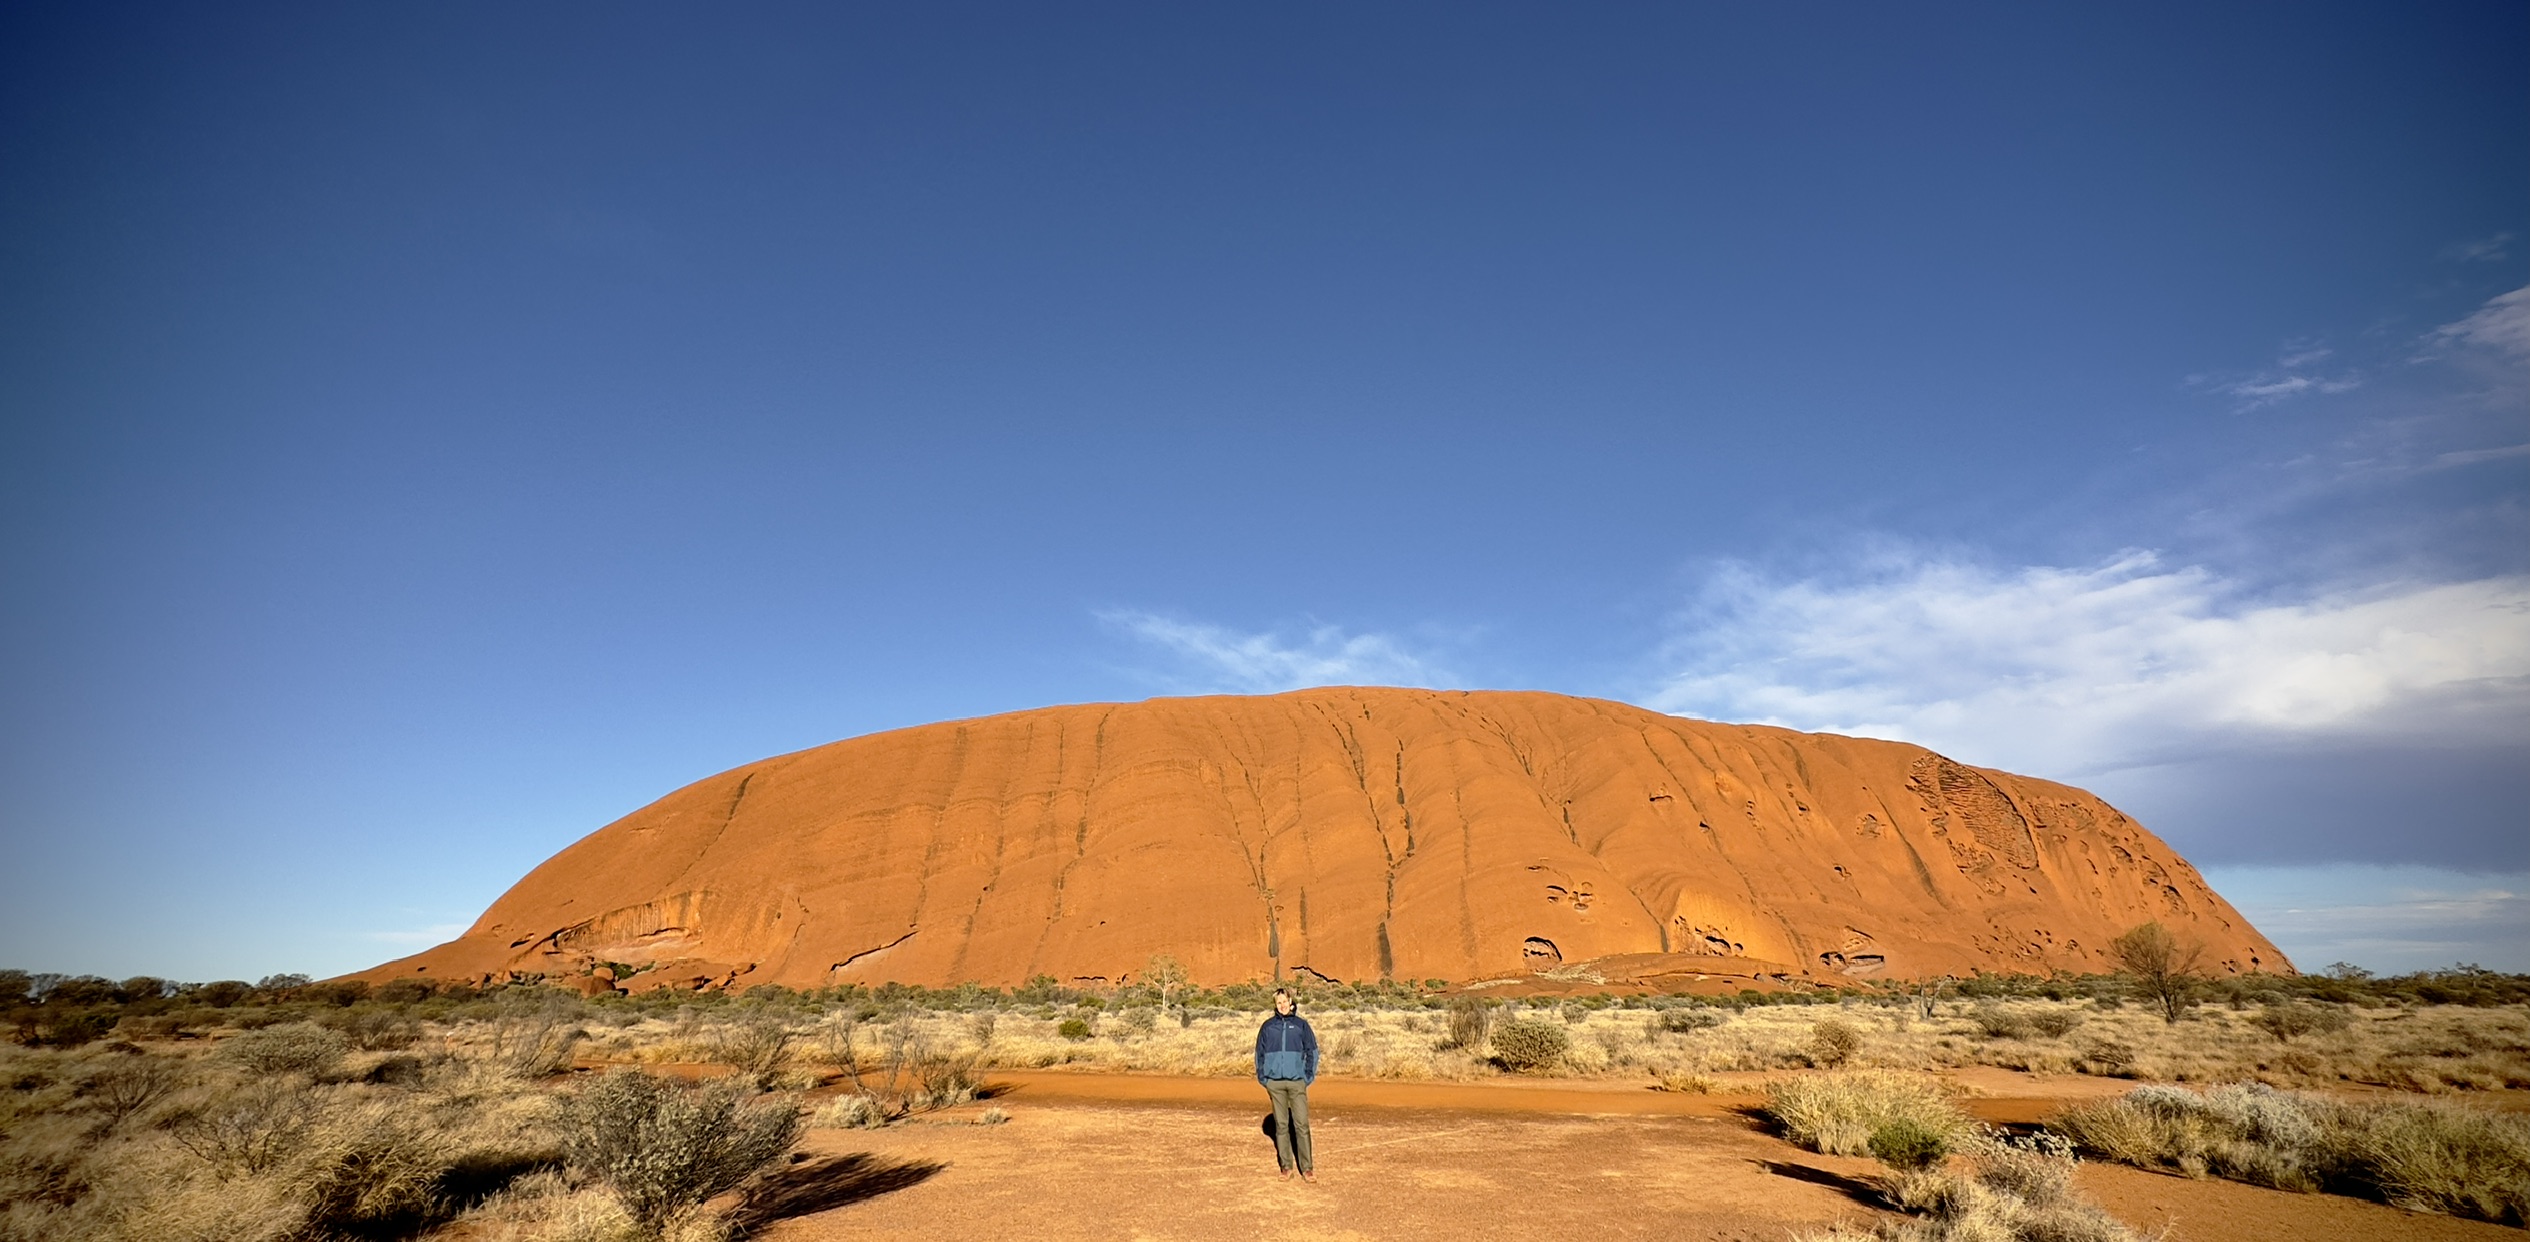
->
[[362, 688, 2286, 993]]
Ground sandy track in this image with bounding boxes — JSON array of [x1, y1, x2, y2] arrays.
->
[[740, 1072, 2518, 1242], [975, 1066, 2130, 1124]]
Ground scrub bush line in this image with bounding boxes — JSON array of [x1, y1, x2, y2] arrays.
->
[[2050, 1082, 2530, 1225]]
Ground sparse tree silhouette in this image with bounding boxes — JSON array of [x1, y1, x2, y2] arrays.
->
[[2112, 921, 2203, 1024], [1144, 953, 1188, 1016]]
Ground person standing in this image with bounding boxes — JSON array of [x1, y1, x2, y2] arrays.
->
[[1254, 986, 1319, 1181]]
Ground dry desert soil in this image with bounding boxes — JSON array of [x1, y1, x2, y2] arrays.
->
[[734, 1069, 2522, 1242]]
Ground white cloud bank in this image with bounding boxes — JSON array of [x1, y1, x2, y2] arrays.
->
[[1100, 610, 1445, 694], [1649, 552, 2530, 779]]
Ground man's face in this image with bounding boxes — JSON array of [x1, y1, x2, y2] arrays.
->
[[1274, 993, 1292, 1015]]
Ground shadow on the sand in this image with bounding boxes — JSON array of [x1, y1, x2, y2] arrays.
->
[[1758, 1159, 1884, 1208], [733, 1153, 947, 1229]]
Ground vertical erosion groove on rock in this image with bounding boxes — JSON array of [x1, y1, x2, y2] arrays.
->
[[358, 688, 2286, 992]]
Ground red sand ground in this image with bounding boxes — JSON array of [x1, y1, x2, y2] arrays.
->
[[362, 688, 2283, 995], [734, 1071, 2519, 1242]]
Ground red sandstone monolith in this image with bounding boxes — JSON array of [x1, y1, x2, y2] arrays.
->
[[358, 688, 2285, 992]]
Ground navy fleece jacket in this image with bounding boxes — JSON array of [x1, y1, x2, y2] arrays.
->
[[1254, 1012, 1319, 1084]]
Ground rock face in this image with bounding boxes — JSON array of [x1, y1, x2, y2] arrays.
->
[[360, 688, 2286, 991]]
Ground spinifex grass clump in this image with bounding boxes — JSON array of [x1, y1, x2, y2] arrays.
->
[[1443, 996, 1498, 1050], [2253, 1001, 2353, 1043], [563, 1068, 801, 1240], [0, 1039, 560, 1242], [1798, 1125, 2135, 1242], [213, 1022, 348, 1076], [1763, 1071, 1971, 1158], [1808, 1018, 1863, 1068], [1489, 1019, 1569, 1072], [2052, 1082, 2530, 1224]]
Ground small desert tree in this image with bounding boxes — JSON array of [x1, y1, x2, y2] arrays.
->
[[715, 1009, 797, 1089], [1144, 953, 1189, 1017], [2112, 921, 2202, 1024]]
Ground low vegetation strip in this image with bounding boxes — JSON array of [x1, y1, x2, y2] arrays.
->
[[1762, 1081, 2169, 1239], [5, 964, 2530, 1238], [2051, 1082, 2530, 1225], [1762, 1071, 1972, 1158]]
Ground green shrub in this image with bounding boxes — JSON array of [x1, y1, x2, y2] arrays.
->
[[28, 1009, 117, 1048], [1490, 1019, 1569, 1072], [1763, 1071, 1971, 1158], [1868, 1117, 1952, 1170], [195, 980, 252, 1008], [1056, 1018, 1092, 1041], [1655, 1006, 1726, 1033], [563, 1069, 801, 1239]]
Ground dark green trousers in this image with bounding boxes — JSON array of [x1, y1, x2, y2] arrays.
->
[[1265, 1078, 1313, 1173]]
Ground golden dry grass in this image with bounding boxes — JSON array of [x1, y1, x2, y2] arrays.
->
[[5, 992, 2525, 1240], [598, 997, 2529, 1095], [2052, 1082, 2530, 1224]]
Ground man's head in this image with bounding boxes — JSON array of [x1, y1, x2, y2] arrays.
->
[[1273, 987, 1294, 1015]]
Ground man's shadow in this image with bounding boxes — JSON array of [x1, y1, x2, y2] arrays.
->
[[732, 1153, 947, 1229]]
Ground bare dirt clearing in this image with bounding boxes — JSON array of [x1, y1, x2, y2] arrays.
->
[[756, 1072, 2520, 1242]]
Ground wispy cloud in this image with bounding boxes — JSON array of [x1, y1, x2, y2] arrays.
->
[[2430, 442, 2530, 470], [1647, 550, 2530, 779], [2194, 340, 2362, 408], [2426, 284, 2530, 358], [2440, 232, 2515, 264], [2216, 373, 2362, 405], [1100, 610, 1447, 694], [2200, 864, 2530, 973]]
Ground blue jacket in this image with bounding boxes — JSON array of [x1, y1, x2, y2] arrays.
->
[[1255, 1012, 1319, 1084]]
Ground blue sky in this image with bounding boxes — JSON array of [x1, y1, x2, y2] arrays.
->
[[3, 3, 2523, 981]]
